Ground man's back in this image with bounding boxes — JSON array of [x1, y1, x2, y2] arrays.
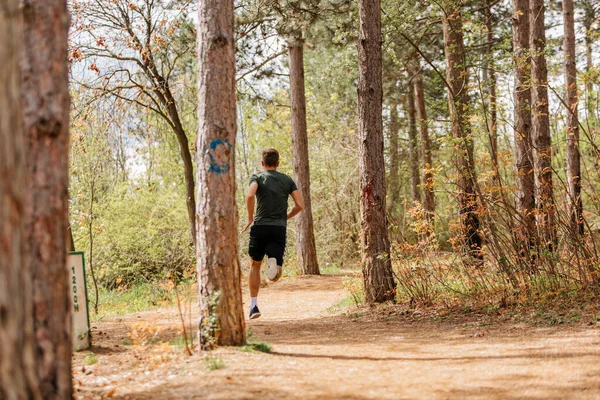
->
[[250, 170, 297, 227]]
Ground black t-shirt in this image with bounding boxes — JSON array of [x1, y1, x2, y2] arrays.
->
[[250, 170, 298, 227]]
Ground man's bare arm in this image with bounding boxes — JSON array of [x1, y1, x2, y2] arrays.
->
[[287, 190, 304, 220], [242, 182, 259, 233]]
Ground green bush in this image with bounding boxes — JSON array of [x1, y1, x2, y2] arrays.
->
[[75, 184, 194, 289]]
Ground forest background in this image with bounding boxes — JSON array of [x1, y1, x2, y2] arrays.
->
[[68, 0, 600, 313]]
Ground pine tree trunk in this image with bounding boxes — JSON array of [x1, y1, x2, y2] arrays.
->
[[358, 0, 396, 303], [0, 2, 40, 397], [484, 0, 498, 156], [414, 65, 435, 225], [563, 0, 584, 235], [406, 79, 422, 205], [582, 0, 595, 116], [388, 101, 401, 211], [288, 38, 320, 275], [20, 1, 73, 397], [529, 0, 557, 250], [512, 0, 537, 254], [196, 0, 245, 348], [442, 6, 483, 261]]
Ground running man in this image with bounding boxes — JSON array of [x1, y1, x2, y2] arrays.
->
[[241, 149, 304, 319]]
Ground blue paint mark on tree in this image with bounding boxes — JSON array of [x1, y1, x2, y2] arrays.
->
[[208, 138, 232, 174]]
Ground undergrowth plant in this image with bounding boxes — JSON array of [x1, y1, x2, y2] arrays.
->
[[342, 272, 363, 307], [242, 330, 272, 353], [128, 322, 172, 369], [199, 291, 221, 350], [160, 268, 196, 356]]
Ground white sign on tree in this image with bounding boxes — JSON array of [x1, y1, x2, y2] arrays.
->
[[68, 252, 91, 351]]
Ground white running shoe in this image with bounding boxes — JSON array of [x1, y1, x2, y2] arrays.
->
[[265, 257, 280, 281]]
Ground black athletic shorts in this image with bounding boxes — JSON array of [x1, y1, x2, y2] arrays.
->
[[248, 225, 287, 266]]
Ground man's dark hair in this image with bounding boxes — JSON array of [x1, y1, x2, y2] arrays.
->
[[262, 148, 280, 167]]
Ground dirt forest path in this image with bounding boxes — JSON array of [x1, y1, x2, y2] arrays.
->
[[74, 274, 600, 399]]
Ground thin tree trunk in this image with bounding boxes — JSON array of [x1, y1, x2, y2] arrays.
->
[[530, 0, 557, 250], [20, 0, 72, 397], [358, 0, 396, 303], [484, 0, 498, 156], [414, 65, 435, 225], [512, 0, 537, 258], [582, 0, 595, 117], [406, 79, 422, 205], [196, 0, 245, 348], [166, 100, 197, 248], [0, 2, 40, 397], [442, 5, 483, 262], [388, 101, 401, 211], [288, 37, 320, 275], [562, 0, 584, 235]]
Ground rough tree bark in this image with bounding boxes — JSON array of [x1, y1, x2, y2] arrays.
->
[[196, 0, 246, 348], [388, 101, 401, 211], [406, 79, 422, 205], [288, 37, 320, 275], [563, 0, 584, 235], [414, 64, 435, 225], [512, 0, 536, 255], [442, 5, 483, 261], [529, 0, 557, 249], [20, 0, 73, 397], [0, 2, 40, 397], [358, 0, 396, 303]]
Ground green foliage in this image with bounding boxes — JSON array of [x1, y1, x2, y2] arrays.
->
[[90, 185, 194, 287], [91, 283, 167, 322], [243, 330, 272, 353], [84, 353, 97, 365], [203, 356, 225, 371], [241, 341, 272, 353], [69, 93, 195, 291], [200, 291, 221, 350], [327, 294, 361, 314]]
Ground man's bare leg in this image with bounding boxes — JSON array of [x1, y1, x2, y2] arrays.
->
[[249, 259, 261, 298], [249, 259, 262, 319]]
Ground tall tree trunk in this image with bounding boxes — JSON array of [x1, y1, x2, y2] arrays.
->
[[358, 0, 396, 303], [512, 0, 537, 259], [582, 0, 595, 117], [406, 79, 422, 205], [530, 0, 557, 249], [196, 0, 245, 348], [0, 2, 40, 397], [20, 1, 73, 397], [288, 37, 320, 275], [484, 0, 498, 156], [414, 64, 435, 225], [388, 101, 401, 211], [442, 5, 483, 262], [563, 0, 584, 235]]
